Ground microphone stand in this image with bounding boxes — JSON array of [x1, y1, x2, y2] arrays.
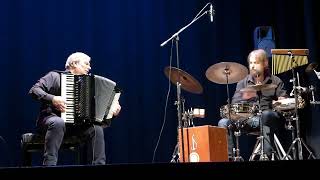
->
[[161, 3, 212, 163], [160, 3, 212, 47]]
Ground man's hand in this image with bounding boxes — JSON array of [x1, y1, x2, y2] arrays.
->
[[241, 90, 257, 100], [52, 96, 66, 112], [273, 96, 291, 106], [112, 101, 121, 116], [278, 96, 286, 100]]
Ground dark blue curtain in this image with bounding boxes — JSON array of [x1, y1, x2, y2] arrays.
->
[[0, 0, 319, 166]]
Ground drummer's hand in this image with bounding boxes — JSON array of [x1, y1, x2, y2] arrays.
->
[[278, 96, 286, 100], [242, 91, 257, 100], [272, 100, 281, 107], [273, 96, 286, 106]]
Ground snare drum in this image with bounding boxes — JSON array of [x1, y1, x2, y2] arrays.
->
[[220, 103, 258, 121]]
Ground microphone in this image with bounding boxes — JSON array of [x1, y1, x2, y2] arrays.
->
[[209, 4, 214, 22]]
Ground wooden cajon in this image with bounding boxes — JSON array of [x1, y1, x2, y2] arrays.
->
[[178, 125, 228, 162]]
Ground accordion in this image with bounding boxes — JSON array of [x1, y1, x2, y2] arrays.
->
[[61, 73, 121, 126]]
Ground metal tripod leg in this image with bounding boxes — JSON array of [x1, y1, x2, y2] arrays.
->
[[249, 135, 269, 161], [170, 143, 180, 163], [232, 129, 244, 162], [250, 133, 290, 161], [250, 91, 269, 161], [274, 134, 291, 160], [283, 137, 316, 160]]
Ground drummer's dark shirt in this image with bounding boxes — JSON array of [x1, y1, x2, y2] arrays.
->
[[232, 73, 287, 111]]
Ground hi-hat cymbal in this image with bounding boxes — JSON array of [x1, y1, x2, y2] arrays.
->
[[205, 62, 248, 84], [240, 84, 277, 92], [305, 63, 318, 73], [164, 66, 203, 94]]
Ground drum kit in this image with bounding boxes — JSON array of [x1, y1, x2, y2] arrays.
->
[[164, 59, 319, 162], [165, 62, 253, 161]]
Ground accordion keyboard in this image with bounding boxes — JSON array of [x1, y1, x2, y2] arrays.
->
[[61, 73, 75, 123]]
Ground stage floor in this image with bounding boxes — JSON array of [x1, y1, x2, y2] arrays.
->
[[0, 160, 318, 178]]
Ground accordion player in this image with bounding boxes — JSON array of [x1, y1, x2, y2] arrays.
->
[[61, 73, 121, 126]]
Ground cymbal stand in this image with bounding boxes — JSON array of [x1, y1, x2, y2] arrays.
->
[[283, 52, 316, 160], [224, 65, 243, 161], [249, 90, 269, 161], [170, 80, 186, 162]]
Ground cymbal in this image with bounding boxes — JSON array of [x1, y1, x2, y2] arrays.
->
[[240, 84, 277, 92], [305, 63, 318, 72], [205, 62, 248, 84], [164, 66, 203, 94]]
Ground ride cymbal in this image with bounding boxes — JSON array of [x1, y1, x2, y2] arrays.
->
[[205, 62, 248, 84]]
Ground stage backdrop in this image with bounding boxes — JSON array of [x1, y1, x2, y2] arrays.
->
[[0, 0, 319, 166]]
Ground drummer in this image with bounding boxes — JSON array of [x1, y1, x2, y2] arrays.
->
[[218, 49, 288, 160]]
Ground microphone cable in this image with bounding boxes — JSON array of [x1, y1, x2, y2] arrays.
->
[[152, 39, 174, 163]]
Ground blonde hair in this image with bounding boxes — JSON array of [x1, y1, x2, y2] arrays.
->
[[65, 52, 91, 69], [247, 49, 268, 64]]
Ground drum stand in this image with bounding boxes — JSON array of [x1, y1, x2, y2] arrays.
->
[[282, 60, 316, 160], [249, 88, 290, 161], [249, 91, 270, 161], [250, 133, 289, 161], [232, 121, 244, 161]]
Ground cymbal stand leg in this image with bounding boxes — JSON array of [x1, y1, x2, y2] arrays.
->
[[170, 143, 180, 163]]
